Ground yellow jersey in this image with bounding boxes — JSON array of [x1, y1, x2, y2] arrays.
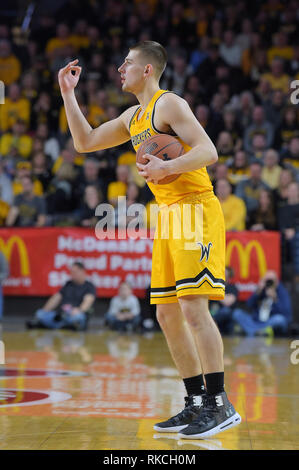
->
[[129, 89, 213, 206]]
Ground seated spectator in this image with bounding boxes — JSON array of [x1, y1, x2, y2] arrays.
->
[[227, 150, 250, 186], [0, 39, 21, 85], [243, 105, 274, 154], [0, 119, 32, 159], [46, 162, 77, 225], [21, 71, 39, 105], [105, 281, 141, 332], [27, 262, 96, 331], [12, 161, 43, 196], [32, 152, 53, 192], [46, 23, 74, 61], [76, 185, 103, 228], [107, 164, 130, 207], [241, 31, 262, 77], [274, 106, 299, 150], [74, 157, 105, 202], [52, 143, 84, 175], [6, 175, 46, 227], [87, 89, 108, 128], [222, 107, 243, 150], [0, 251, 9, 319], [278, 182, 299, 281], [280, 137, 299, 173], [215, 178, 246, 231], [248, 133, 267, 162], [261, 57, 290, 94], [69, 19, 89, 50], [184, 75, 204, 106], [216, 131, 235, 164], [267, 31, 294, 65], [0, 83, 30, 132], [233, 271, 292, 337], [235, 161, 270, 212], [211, 266, 245, 334], [219, 30, 242, 68], [0, 157, 13, 205], [194, 104, 223, 142], [235, 90, 255, 130], [247, 189, 277, 231], [273, 168, 296, 211], [263, 89, 285, 130], [161, 54, 193, 96], [261, 149, 282, 189], [31, 93, 59, 135]]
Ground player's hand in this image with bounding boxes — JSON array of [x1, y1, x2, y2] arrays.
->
[[58, 59, 82, 95], [136, 154, 169, 184]]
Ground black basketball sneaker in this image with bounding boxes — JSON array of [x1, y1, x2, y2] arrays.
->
[[153, 394, 204, 433], [178, 391, 241, 439]]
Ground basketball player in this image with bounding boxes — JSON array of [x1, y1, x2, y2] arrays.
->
[[58, 41, 241, 439]]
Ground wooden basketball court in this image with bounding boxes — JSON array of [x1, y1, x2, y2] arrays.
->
[[0, 326, 298, 450]]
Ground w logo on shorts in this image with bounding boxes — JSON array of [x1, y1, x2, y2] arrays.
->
[[197, 242, 213, 262]]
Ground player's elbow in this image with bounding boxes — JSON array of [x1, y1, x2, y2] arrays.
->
[[204, 147, 218, 166], [209, 151, 218, 165], [74, 140, 87, 153]]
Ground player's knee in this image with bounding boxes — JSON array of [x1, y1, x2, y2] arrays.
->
[[156, 304, 181, 329], [180, 297, 211, 330]]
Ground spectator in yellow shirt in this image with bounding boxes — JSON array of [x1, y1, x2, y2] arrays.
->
[[215, 178, 247, 231], [0, 83, 30, 132], [261, 58, 290, 94], [261, 149, 282, 190], [107, 165, 130, 207], [0, 39, 21, 85], [69, 19, 89, 50], [0, 119, 32, 159], [87, 90, 108, 128], [267, 31, 294, 65], [46, 23, 75, 60], [12, 161, 43, 196]]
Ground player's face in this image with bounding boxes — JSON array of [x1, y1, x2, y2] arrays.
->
[[118, 50, 147, 93]]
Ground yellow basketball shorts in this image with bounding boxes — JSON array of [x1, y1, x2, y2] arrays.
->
[[150, 191, 226, 304]]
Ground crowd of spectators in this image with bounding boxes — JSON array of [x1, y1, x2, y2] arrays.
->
[[0, 0, 299, 281]]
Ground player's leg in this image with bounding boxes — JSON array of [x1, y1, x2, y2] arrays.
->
[[172, 194, 241, 438], [154, 302, 206, 432], [177, 294, 241, 439], [178, 295, 223, 374]]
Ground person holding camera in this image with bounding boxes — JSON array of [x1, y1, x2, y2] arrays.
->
[[233, 270, 292, 337]]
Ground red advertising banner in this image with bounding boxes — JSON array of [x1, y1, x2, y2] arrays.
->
[[226, 231, 280, 300], [0, 228, 280, 300]]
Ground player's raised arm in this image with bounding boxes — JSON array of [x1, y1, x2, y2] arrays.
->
[[58, 59, 132, 153]]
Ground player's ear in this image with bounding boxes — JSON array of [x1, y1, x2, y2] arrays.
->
[[144, 64, 153, 77]]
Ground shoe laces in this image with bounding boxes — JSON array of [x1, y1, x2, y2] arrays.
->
[[168, 396, 202, 424], [193, 395, 219, 425]]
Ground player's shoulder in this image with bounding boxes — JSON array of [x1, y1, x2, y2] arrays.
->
[[156, 91, 189, 111], [120, 104, 140, 130]]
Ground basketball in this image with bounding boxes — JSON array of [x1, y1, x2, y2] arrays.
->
[[136, 134, 184, 184]]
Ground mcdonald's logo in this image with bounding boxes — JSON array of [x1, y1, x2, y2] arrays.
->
[[226, 239, 267, 279], [0, 236, 30, 276]]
